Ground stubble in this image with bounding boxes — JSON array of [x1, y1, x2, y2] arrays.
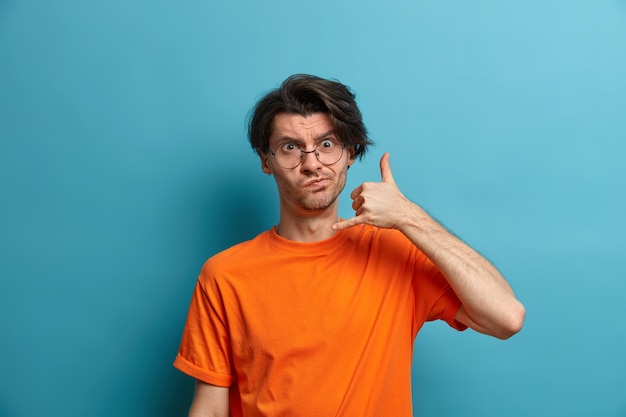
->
[[279, 165, 349, 213]]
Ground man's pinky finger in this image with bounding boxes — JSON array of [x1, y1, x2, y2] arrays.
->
[[332, 217, 360, 231]]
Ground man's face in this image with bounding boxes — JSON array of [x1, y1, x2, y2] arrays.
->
[[261, 112, 355, 215]]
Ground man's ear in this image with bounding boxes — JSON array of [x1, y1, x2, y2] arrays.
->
[[258, 149, 272, 175], [347, 145, 356, 167]]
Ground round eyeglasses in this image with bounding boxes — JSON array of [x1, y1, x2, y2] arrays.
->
[[267, 139, 346, 169]]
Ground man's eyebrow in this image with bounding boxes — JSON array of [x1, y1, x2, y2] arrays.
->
[[276, 130, 337, 143], [275, 135, 302, 144], [315, 130, 336, 140]]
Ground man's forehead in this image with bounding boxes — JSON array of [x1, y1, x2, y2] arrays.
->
[[270, 112, 336, 141]]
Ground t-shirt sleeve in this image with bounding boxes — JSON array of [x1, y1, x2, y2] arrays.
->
[[412, 251, 468, 332], [173, 260, 235, 387]]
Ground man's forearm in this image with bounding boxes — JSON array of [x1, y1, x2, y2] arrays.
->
[[399, 203, 525, 339]]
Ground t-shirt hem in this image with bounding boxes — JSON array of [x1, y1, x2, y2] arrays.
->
[[173, 354, 234, 387], [447, 298, 469, 331]]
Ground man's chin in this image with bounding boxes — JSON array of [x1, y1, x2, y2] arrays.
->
[[298, 195, 338, 212]]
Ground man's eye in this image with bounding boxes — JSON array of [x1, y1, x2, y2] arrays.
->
[[281, 142, 299, 152], [319, 139, 336, 149]]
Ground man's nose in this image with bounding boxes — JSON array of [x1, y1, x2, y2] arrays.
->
[[299, 149, 322, 171]]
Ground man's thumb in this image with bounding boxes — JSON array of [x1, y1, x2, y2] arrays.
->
[[380, 153, 395, 183]]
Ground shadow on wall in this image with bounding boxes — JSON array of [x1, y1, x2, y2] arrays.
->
[[93, 321, 195, 417], [148, 151, 274, 417], [91, 148, 275, 417], [0, 0, 13, 13], [0, 401, 12, 417], [194, 154, 276, 254]]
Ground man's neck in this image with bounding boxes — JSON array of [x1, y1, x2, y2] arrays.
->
[[275, 210, 340, 242]]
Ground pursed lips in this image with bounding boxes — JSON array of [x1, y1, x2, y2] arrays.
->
[[303, 177, 331, 188]]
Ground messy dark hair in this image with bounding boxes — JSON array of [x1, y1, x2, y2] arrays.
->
[[248, 74, 373, 159]]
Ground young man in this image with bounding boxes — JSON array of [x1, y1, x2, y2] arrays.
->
[[174, 74, 525, 417]]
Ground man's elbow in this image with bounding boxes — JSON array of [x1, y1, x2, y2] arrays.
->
[[496, 300, 526, 340]]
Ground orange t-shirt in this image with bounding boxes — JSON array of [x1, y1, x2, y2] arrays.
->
[[174, 224, 466, 416]]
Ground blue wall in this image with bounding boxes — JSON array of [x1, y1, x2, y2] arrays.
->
[[1, 1, 625, 416]]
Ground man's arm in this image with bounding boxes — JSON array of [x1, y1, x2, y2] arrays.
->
[[333, 153, 525, 339], [188, 380, 229, 417]]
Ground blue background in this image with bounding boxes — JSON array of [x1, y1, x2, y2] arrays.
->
[[1, 1, 625, 416]]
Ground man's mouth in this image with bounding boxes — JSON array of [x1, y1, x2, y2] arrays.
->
[[303, 177, 331, 188]]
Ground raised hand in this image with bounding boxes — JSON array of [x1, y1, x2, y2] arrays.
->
[[333, 153, 414, 231], [334, 154, 525, 339]]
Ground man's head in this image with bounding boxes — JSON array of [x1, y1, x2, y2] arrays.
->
[[248, 74, 373, 160]]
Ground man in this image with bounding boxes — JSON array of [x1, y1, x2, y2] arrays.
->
[[174, 74, 525, 416]]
